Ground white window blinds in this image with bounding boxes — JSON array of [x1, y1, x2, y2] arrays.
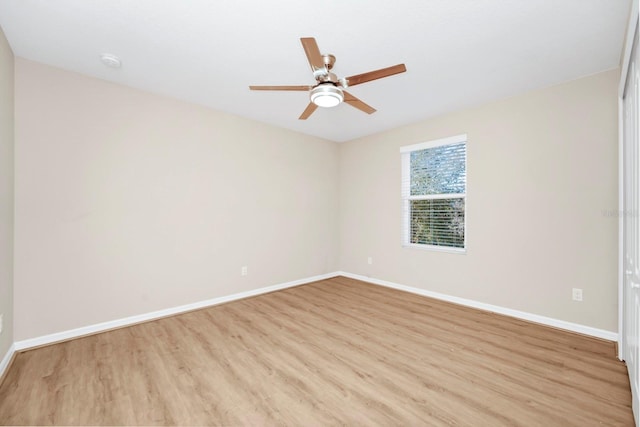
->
[[401, 134, 467, 251]]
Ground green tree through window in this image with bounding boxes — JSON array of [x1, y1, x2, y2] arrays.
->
[[401, 136, 466, 250]]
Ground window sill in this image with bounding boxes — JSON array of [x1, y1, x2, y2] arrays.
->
[[402, 243, 467, 255]]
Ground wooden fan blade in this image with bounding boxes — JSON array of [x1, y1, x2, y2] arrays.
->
[[301, 37, 325, 71], [299, 102, 318, 120], [345, 64, 407, 87], [249, 85, 311, 91], [343, 91, 376, 114]]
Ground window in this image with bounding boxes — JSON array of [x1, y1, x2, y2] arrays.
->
[[401, 134, 466, 252]]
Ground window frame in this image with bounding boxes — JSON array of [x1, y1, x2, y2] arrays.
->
[[400, 134, 467, 254]]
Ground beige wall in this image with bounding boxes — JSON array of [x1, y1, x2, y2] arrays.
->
[[14, 59, 339, 341], [339, 70, 619, 332], [11, 58, 620, 340], [0, 28, 14, 358]]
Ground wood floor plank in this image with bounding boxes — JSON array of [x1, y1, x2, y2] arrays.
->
[[0, 276, 633, 426]]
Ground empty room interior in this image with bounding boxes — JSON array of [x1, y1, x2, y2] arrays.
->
[[1, 0, 640, 425]]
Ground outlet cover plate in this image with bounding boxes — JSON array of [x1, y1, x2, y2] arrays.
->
[[572, 288, 583, 302]]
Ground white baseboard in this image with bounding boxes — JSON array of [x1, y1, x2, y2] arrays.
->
[[337, 271, 618, 342], [0, 343, 16, 382], [14, 271, 341, 351], [11, 270, 617, 353]]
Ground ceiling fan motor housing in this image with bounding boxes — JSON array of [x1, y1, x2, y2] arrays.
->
[[313, 68, 340, 84]]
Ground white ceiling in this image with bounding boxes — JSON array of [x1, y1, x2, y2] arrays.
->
[[0, 0, 631, 142]]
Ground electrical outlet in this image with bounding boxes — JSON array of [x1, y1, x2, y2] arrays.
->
[[572, 288, 583, 302], [241, 266, 248, 276], [367, 257, 373, 265]]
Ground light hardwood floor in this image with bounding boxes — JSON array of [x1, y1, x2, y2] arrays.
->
[[0, 276, 633, 426]]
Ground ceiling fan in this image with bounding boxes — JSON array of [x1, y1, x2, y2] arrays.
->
[[249, 37, 407, 120]]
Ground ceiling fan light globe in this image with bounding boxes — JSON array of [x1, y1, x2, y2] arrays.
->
[[310, 85, 343, 108], [313, 94, 341, 108]]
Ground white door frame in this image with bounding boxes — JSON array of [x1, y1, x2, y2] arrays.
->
[[619, 0, 639, 362], [619, 2, 640, 425]]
